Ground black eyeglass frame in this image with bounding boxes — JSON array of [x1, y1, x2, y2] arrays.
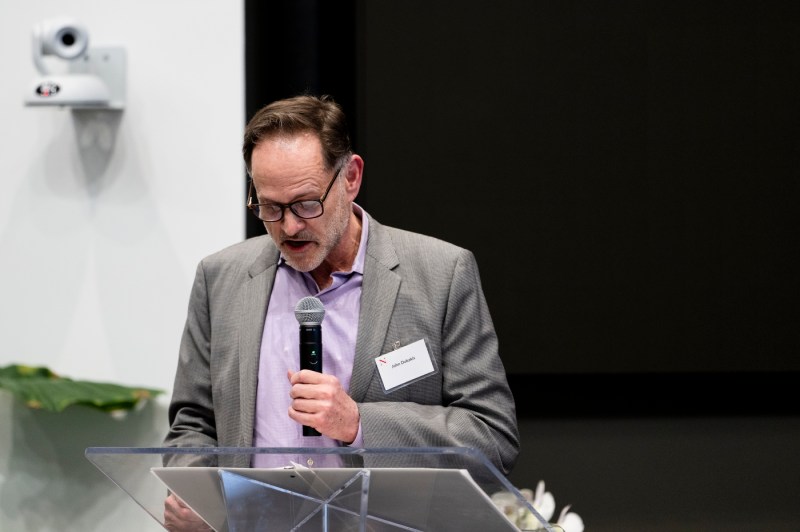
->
[[247, 163, 344, 222]]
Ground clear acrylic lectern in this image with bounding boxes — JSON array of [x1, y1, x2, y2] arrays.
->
[[85, 447, 559, 531]]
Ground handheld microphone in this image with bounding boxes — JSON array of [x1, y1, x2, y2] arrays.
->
[[294, 296, 325, 437]]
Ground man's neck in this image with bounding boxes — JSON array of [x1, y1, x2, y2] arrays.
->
[[310, 212, 363, 290]]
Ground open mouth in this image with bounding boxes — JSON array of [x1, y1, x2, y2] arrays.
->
[[284, 240, 311, 251]]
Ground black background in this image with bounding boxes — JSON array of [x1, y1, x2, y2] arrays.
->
[[246, 1, 799, 413]]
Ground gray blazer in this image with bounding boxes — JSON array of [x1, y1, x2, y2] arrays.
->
[[165, 215, 519, 474]]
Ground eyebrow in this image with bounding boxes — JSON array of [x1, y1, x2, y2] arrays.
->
[[257, 186, 319, 205], [256, 162, 342, 204], [255, 174, 323, 203]]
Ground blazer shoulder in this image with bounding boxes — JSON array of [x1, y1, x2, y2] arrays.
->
[[198, 235, 277, 277], [378, 223, 471, 264]]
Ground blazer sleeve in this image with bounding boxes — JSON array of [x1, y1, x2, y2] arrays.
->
[[164, 260, 219, 451], [357, 248, 520, 475]]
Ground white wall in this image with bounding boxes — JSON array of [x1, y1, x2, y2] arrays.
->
[[0, 1, 244, 530]]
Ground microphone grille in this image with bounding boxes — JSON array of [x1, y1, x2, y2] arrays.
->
[[294, 296, 325, 325]]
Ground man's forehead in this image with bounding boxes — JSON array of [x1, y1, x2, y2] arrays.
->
[[256, 131, 322, 156], [253, 132, 326, 173]]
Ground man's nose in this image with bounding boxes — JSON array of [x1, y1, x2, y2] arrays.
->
[[280, 209, 306, 236]]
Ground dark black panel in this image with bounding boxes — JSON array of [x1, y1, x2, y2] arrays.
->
[[509, 371, 800, 418], [243, 1, 800, 377], [245, 0, 358, 238], [358, 1, 800, 375]]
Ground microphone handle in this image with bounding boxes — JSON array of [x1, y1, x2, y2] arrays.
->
[[299, 324, 322, 437]]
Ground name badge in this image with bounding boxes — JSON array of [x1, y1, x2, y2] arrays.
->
[[374, 339, 437, 393]]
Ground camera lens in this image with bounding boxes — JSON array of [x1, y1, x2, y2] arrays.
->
[[61, 32, 76, 46]]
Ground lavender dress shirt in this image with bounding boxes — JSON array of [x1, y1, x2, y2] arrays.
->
[[252, 207, 368, 466]]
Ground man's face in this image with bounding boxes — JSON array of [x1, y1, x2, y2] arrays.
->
[[250, 133, 351, 273]]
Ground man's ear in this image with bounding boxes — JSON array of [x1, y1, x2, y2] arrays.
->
[[343, 154, 364, 201]]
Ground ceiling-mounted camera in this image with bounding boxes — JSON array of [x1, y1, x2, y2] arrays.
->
[[24, 17, 126, 109], [36, 18, 90, 61]]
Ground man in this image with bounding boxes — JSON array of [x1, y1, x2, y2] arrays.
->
[[163, 95, 519, 529]]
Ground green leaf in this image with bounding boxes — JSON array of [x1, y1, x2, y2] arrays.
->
[[0, 364, 163, 413]]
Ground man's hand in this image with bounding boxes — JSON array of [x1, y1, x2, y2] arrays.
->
[[287, 369, 360, 443], [164, 493, 212, 531]]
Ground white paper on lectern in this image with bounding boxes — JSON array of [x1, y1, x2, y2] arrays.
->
[[151, 466, 519, 532]]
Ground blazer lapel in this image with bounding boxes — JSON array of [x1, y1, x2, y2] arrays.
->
[[350, 218, 401, 402], [237, 243, 279, 448]]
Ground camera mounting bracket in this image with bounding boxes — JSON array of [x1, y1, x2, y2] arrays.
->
[[25, 46, 126, 110]]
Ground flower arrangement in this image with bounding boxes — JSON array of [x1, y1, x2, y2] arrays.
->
[[491, 480, 584, 531]]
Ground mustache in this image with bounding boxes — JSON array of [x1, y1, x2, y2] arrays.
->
[[279, 232, 317, 244]]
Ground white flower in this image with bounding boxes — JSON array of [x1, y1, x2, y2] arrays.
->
[[491, 480, 583, 532], [555, 504, 584, 532], [530, 480, 556, 522]]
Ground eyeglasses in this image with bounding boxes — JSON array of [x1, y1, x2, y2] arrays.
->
[[247, 164, 343, 222]]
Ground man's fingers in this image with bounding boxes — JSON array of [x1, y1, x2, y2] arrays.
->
[[164, 494, 212, 531], [288, 369, 330, 384], [291, 396, 331, 413], [289, 382, 336, 400]]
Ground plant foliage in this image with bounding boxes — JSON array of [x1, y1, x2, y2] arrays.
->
[[0, 364, 163, 413]]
